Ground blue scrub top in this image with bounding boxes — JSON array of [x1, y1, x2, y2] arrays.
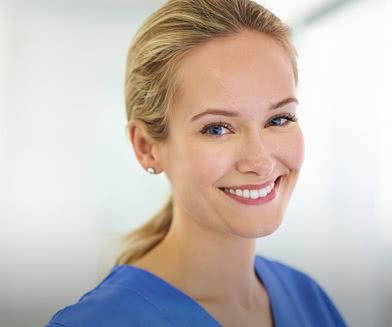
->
[[45, 255, 347, 326]]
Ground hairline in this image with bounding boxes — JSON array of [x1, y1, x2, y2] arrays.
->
[[163, 28, 297, 138]]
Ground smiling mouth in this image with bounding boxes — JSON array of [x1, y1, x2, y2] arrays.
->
[[219, 176, 281, 201]]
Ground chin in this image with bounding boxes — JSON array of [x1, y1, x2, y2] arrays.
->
[[233, 219, 283, 239]]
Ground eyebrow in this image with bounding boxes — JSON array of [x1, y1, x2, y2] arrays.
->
[[190, 97, 299, 122]]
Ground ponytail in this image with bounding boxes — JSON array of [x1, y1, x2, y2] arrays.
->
[[114, 196, 173, 265]]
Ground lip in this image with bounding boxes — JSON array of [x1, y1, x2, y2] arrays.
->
[[220, 177, 277, 190], [219, 176, 281, 206]]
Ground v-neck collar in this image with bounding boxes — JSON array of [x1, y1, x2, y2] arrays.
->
[[111, 256, 278, 327]]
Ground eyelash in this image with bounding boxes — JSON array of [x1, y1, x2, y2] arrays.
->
[[200, 113, 298, 137]]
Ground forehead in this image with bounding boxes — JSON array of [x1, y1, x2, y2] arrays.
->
[[172, 29, 295, 118]]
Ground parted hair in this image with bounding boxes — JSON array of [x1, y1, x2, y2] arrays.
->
[[115, 0, 297, 266]]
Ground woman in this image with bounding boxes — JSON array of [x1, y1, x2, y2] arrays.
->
[[45, 0, 347, 326]]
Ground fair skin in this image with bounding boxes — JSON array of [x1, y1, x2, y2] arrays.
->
[[129, 29, 304, 327]]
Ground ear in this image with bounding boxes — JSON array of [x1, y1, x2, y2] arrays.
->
[[128, 120, 162, 174]]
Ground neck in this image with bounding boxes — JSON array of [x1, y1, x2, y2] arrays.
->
[[132, 206, 264, 309]]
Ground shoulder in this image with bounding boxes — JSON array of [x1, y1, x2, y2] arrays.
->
[[255, 254, 321, 288], [255, 255, 347, 326], [45, 265, 174, 327]]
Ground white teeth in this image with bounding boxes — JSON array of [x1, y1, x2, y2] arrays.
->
[[243, 189, 250, 198], [223, 180, 276, 199], [250, 190, 259, 199], [259, 188, 267, 197]]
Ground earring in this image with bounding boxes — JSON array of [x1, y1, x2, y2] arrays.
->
[[147, 168, 155, 174]]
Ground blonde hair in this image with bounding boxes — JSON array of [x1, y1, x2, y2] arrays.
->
[[115, 0, 297, 266]]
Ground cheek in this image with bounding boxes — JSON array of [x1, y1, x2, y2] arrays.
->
[[167, 136, 232, 188], [274, 128, 305, 170], [185, 140, 232, 185]]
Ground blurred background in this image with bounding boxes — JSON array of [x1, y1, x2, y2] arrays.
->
[[0, 0, 390, 326]]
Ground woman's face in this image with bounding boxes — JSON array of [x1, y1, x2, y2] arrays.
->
[[157, 30, 304, 238]]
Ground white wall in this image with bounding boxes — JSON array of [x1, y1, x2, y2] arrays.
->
[[1, 1, 390, 326], [0, 2, 170, 326]]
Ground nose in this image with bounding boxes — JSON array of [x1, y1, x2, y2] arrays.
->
[[235, 132, 275, 178]]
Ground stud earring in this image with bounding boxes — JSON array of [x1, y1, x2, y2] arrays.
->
[[147, 168, 155, 174]]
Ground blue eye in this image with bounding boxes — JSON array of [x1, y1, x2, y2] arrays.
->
[[200, 114, 297, 137], [269, 117, 286, 126], [208, 126, 227, 135], [200, 122, 232, 136], [268, 114, 297, 127]]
